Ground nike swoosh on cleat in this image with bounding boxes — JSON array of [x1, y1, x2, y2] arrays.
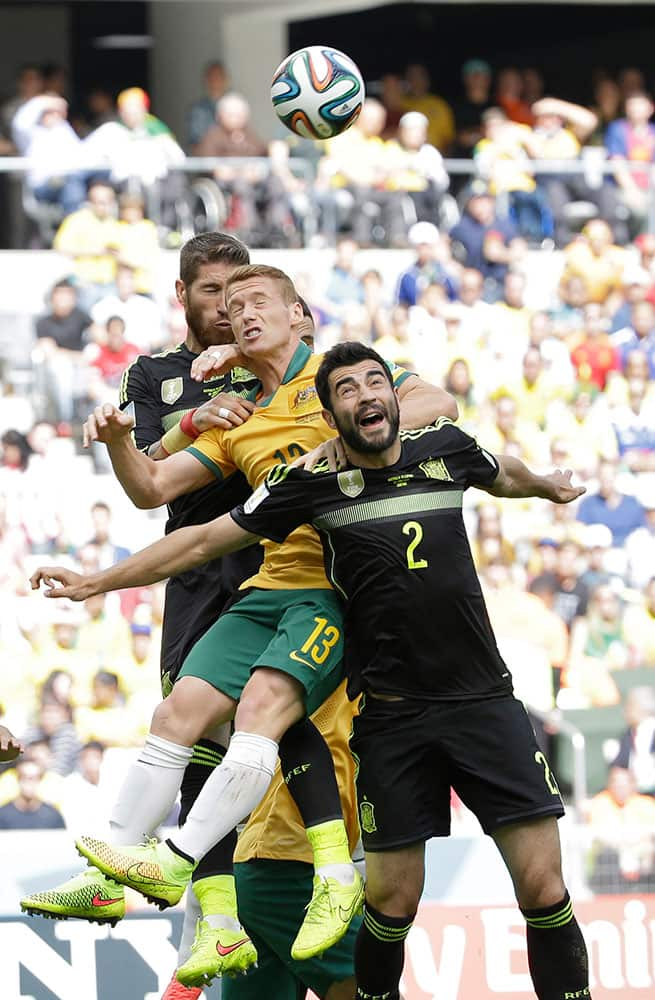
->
[[126, 862, 174, 886], [216, 938, 250, 957], [92, 894, 122, 907], [338, 897, 363, 923]]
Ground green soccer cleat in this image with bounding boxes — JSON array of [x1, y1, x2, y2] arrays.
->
[[75, 836, 195, 910], [176, 921, 258, 988], [291, 870, 365, 960], [21, 867, 125, 926]]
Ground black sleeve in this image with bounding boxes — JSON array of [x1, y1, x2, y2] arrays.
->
[[450, 426, 500, 488], [118, 358, 162, 452], [230, 465, 316, 542]]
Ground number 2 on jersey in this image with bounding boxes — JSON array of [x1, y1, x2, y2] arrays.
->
[[403, 520, 428, 570]]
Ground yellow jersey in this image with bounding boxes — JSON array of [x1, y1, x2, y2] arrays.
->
[[234, 681, 360, 863], [188, 342, 409, 591]]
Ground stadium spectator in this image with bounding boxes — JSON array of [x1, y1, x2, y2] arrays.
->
[[452, 58, 494, 156], [0, 63, 44, 148], [471, 502, 515, 569], [560, 218, 626, 305], [609, 375, 655, 471], [11, 93, 88, 215], [449, 181, 517, 298], [566, 583, 627, 705], [75, 670, 136, 746], [485, 270, 534, 383], [624, 576, 655, 669], [625, 486, 655, 589], [577, 458, 646, 545], [378, 73, 406, 140], [401, 62, 454, 152], [0, 757, 65, 830], [186, 60, 229, 151], [522, 67, 545, 106], [33, 279, 92, 424], [76, 592, 131, 663], [59, 740, 106, 834], [115, 192, 161, 296], [570, 301, 620, 390], [452, 266, 492, 343], [90, 262, 164, 353], [87, 315, 140, 403], [611, 687, 655, 791], [22, 696, 81, 777], [318, 98, 409, 246], [611, 299, 655, 374], [528, 311, 576, 389], [196, 93, 292, 245], [578, 523, 615, 592], [505, 346, 561, 427], [396, 221, 458, 307], [533, 539, 590, 630], [478, 392, 544, 464], [605, 92, 655, 236], [475, 107, 555, 244], [609, 265, 653, 332], [618, 67, 646, 102], [372, 304, 415, 367], [52, 179, 122, 310], [586, 766, 655, 892], [443, 357, 480, 429], [87, 500, 131, 571], [588, 76, 622, 145], [84, 87, 186, 233], [361, 268, 392, 342], [324, 237, 364, 313], [495, 66, 534, 125], [388, 111, 449, 225]]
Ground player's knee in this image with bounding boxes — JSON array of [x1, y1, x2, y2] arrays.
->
[[151, 689, 203, 746], [366, 879, 422, 917], [515, 863, 566, 910], [236, 669, 305, 740]]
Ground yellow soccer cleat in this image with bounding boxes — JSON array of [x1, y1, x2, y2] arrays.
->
[[291, 870, 365, 960], [21, 868, 125, 926], [76, 836, 195, 910], [176, 921, 258, 987]]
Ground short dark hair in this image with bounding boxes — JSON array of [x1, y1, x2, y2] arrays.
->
[[315, 342, 393, 410], [179, 232, 250, 286]]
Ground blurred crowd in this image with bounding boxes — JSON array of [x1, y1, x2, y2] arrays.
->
[[2, 57, 655, 250], [0, 56, 654, 895]]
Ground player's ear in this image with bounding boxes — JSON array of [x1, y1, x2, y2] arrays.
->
[[175, 279, 186, 307], [322, 408, 337, 430]]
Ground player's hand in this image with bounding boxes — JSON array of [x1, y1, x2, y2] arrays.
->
[[30, 566, 94, 602], [291, 436, 346, 472], [191, 345, 248, 382], [0, 725, 23, 762], [192, 394, 256, 432], [543, 469, 586, 504], [83, 404, 135, 449]]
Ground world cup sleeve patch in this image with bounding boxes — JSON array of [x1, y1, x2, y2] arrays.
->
[[161, 377, 184, 404]]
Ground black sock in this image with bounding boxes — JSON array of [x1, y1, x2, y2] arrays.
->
[[354, 902, 414, 1000], [278, 717, 343, 826], [178, 739, 237, 882], [521, 891, 590, 1000]]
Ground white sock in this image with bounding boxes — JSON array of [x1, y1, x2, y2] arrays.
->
[[109, 734, 193, 845], [172, 731, 278, 861], [178, 890, 202, 966]]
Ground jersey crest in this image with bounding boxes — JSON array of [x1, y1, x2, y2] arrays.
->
[[161, 377, 184, 405], [337, 469, 365, 498], [288, 384, 320, 415], [419, 457, 453, 482]]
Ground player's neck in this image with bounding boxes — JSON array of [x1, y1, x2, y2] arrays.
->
[[249, 340, 301, 396], [344, 439, 402, 469]]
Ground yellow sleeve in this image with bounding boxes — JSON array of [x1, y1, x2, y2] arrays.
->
[[185, 427, 235, 480]]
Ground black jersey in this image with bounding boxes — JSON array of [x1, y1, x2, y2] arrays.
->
[[231, 418, 512, 702], [119, 343, 263, 685]]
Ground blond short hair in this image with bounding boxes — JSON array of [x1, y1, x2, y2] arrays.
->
[[225, 264, 299, 307]]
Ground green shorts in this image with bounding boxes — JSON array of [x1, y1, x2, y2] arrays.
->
[[223, 860, 359, 1000], [177, 588, 345, 715]]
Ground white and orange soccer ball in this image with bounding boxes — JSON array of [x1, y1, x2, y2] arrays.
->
[[271, 45, 365, 140]]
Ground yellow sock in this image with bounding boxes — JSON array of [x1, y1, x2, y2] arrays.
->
[[306, 818, 352, 868], [192, 874, 238, 921]]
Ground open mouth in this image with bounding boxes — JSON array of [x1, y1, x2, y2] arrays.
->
[[243, 326, 262, 342], [357, 409, 386, 429]]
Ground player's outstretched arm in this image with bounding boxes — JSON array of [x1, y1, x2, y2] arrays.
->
[[83, 404, 214, 508], [484, 455, 586, 503], [30, 516, 260, 601], [396, 376, 458, 428]]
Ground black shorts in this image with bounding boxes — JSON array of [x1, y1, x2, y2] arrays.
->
[[350, 694, 564, 851]]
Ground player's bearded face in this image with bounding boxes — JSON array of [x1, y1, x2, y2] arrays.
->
[[332, 372, 400, 454], [183, 263, 236, 350]]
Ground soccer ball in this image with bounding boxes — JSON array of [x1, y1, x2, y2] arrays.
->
[[271, 45, 365, 140]]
